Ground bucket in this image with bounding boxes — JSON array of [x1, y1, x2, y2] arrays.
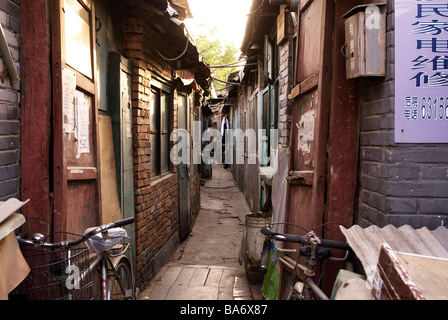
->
[[244, 212, 271, 268], [202, 163, 212, 179]]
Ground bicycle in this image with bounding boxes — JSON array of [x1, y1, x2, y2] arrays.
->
[[11, 217, 136, 300], [260, 223, 352, 300]]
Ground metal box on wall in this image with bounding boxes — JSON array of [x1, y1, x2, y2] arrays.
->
[[343, 3, 386, 79]]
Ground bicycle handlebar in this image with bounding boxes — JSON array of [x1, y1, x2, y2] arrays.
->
[[86, 217, 135, 237], [260, 227, 351, 251], [17, 217, 135, 249]]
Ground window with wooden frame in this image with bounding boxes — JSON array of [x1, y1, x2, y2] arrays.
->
[[64, 0, 93, 79], [149, 83, 172, 177]]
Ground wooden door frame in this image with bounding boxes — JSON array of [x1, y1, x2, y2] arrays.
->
[[51, 0, 100, 236], [282, 0, 361, 296], [20, 0, 53, 236], [320, 0, 360, 293], [280, 0, 335, 299], [286, 0, 334, 235], [177, 91, 191, 240]]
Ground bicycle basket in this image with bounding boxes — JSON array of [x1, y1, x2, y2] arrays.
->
[[9, 246, 92, 300]]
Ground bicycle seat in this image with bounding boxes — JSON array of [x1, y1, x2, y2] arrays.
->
[[85, 227, 128, 254]]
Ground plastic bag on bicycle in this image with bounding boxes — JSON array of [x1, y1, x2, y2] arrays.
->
[[84, 227, 128, 254]]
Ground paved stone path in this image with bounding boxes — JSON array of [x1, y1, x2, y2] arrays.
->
[[139, 165, 253, 300]]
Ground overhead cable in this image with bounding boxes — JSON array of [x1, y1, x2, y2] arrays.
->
[[212, 77, 241, 86], [210, 62, 258, 69], [206, 55, 258, 68], [247, 0, 265, 15], [156, 34, 189, 61]]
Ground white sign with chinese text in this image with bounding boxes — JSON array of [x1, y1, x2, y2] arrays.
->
[[395, 0, 448, 143]]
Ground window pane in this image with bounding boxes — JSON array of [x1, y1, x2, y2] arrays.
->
[[271, 84, 278, 129], [161, 133, 169, 173], [150, 89, 158, 133], [178, 95, 187, 130], [150, 133, 159, 175], [64, 0, 92, 78], [263, 90, 269, 130], [149, 86, 171, 176], [150, 88, 160, 176], [160, 92, 170, 173], [161, 92, 169, 133]]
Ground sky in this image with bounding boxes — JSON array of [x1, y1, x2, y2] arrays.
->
[[184, 0, 253, 48]]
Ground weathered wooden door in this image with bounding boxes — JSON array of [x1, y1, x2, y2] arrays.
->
[[286, 0, 333, 240], [280, 0, 334, 298], [283, 0, 360, 297], [51, 0, 100, 237], [108, 52, 136, 266]]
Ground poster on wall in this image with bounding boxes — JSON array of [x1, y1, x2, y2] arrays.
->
[[75, 91, 90, 154], [395, 0, 448, 143], [62, 68, 76, 133]]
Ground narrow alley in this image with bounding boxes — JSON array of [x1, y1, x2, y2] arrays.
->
[[139, 165, 256, 300], [3, 0, 448, 304]]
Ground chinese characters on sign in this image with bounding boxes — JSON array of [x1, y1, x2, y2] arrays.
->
[[395, 0, 448, 143]]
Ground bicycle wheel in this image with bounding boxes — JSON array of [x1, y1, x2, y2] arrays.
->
[[107, 256, 135, 300]]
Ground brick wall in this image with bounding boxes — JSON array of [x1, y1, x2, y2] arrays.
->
[[123, 17, 180, 288], [190, 170, 200, 222], [357, 0, 448, 229], [0, 1, 20, 202], [278, 38, 293, 146]]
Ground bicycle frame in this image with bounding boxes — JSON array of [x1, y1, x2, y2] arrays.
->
[[261, 225, 351, 300], [283, 239, 330, 300], [86, 244, 133, 300], [15, 217, 135, 300], [302, 240, 328, 300]]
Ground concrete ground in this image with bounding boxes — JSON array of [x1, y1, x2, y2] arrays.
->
[[139, 164, 258, 300]]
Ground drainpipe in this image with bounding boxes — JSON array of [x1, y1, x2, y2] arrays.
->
[[0, 23, 20, 83]]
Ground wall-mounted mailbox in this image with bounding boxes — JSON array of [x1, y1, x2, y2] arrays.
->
[[342, 3, 386, 79]]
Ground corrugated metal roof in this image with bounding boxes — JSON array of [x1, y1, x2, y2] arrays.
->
[[340, 224, 448, 271]]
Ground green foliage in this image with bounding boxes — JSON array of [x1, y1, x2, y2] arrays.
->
[[193, 28, 240, 91]]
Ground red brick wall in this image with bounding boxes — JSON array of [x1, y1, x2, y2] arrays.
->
[[123, 17, 180, 288], [189, 106, 201, 224], [190, 170, 201, 223]]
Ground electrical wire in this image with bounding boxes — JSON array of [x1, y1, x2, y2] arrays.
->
[[209, 63, 244, 69], [214, 87, 230, 92], [206, 55, 258, 69], [247, 0, 265, 15], [268, 222, 309, 234], [210, 62, 258, 69], [312, 222, 349, 232], [155, 35, 189, 61], [212, 77, 241, 86], [208, 59, 247, 68]]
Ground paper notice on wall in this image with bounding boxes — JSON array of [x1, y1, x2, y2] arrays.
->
[[298, 109, 315, 153], [75, 91, 90, 154], [62, 68, 76, 133]]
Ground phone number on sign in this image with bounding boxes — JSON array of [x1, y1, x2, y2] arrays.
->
[[420, 97, 448, 120]]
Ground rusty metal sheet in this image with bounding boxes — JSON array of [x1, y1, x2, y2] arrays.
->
[[376, 243, 448, 300], [341, 224, 448, 272]]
